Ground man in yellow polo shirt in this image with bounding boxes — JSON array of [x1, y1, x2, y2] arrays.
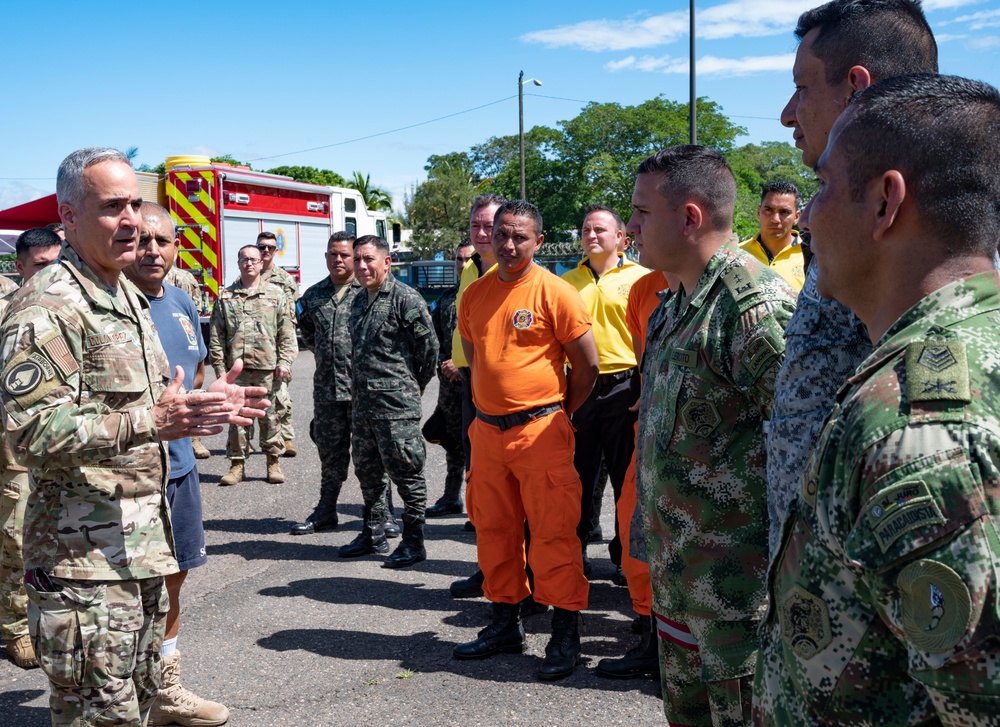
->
[[740, 181, 805, 290], [563, 205, 648, 578]]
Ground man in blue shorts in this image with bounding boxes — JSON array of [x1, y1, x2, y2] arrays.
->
[[126, 202, 229, 727]]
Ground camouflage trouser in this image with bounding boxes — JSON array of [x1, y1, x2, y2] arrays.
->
[[312, 400, 352, 503], [352, 417, 427, 527], [436, 374, 465, 502], [655, 611, 755, 727], [25, 575, 168, 726], [0, 469, 29, 640], [275, 379, 294, 441], [228, 369, 283, 459]]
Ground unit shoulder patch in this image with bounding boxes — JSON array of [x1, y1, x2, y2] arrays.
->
[[897, 559, 971, 653], [779, 585, 831, 659], [721, 265, 760, 303], [905, 340, 970, 403], [2, 348, 61, 408], [864, 479, 946, 553]]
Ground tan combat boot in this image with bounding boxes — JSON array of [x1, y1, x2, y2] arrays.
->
[[7, 634, 39, 669], [220, 461, 244, 486], [191, 436, 211, 459], [149, 650, 230, 726], [282, 439, 297, 457], [266, 455, 285, 484]]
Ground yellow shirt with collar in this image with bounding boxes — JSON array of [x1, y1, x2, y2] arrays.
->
[[739, 230, 805, 291], [561, 253, 649, 373], [451, 255, 498, 368]]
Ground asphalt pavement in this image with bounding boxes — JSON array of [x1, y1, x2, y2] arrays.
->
[[0, 351, 663, 726]]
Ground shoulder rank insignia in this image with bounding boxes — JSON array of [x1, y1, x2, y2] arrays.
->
[[905, 340, 970, 403], [721, 266, 760, 302]]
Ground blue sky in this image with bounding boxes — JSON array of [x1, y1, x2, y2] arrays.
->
[[2, 0, 998, 213]]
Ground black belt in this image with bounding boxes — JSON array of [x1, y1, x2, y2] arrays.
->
[[476, 403, 562, 432], [595, 367, 637, 387]]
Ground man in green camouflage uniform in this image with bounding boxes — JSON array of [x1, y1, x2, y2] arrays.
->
[[339, 235, 438, 568], [754, 73, 1000, 726], [0, 148, 267, 727], [290, 231, 362, 535], [256, 231, 298, 456], [425, 239, 474, 517], [164, 265, 201, 311], [0, 227, 61, 669], [628, 146, 796, 726], [210, 243, 296, 485]]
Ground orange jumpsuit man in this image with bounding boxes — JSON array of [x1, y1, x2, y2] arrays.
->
[[452, 200, 599, 682]]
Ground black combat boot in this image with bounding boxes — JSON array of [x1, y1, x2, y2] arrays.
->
[[538, 608, 582, 681], [290, 488, 340, 535], [426, 497, 464, 517], [595, 614, 659, 680], [449, 568, 485, 599], [453, 602, 526, 660], [338, 507, 389, 558], [383, 489, 401, 538], [383, 520, 426, 569]]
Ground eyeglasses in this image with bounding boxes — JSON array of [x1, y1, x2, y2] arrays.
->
[[257, 244, 277, 251], [238, 257, 261, 265]]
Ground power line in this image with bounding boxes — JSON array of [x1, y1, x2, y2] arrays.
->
[[247, 95, 520, 163]]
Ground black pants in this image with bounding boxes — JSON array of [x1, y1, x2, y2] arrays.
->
[[571, 372, 639, 566]]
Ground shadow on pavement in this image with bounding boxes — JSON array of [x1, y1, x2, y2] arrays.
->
[[256, 627, 656, 692], [0, 689, 48, 727]]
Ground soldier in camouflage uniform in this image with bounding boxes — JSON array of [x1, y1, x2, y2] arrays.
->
[[766, 0, 938, 554], [0, 148, 267, 727], [210, 244, 297, 485], [339, 235, 438, 569], [628, 146, 796, 726], [164, 265, 201, 311], [755, 73, 1000, 725], [256, 231, 299, 456], [0, 227, 61, 669], [290, 231, 363, 535], [425, 239, 474, 517]]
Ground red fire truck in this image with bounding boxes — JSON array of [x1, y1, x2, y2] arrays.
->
[[135, 156, 391, 313]]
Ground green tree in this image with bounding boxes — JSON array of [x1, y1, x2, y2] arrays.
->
[[265, 165, 347, 187], [211, 154, 253, 168], [348, 171, 394, 212], [405, 152, 482, 260], [728, 141, 817, 240]]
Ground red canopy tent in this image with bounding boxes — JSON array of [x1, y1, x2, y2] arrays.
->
[[0, 194, 59, 231]]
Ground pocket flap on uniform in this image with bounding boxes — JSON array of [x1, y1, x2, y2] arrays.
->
[[368, 378, 403, 392], [697, 620, 758, 682], [546, 466, 579, 487], [106, 582, 143, 632]]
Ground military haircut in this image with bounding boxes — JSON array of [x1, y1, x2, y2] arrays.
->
[[140, 201, 175, 238], [328, 230, 356, 247], [44, 222, 65, 234], [238, 244, 262, 260], [760, 181, 801, 206], [353, 235, 390, 255], [469, 193, 508, 221], [56, 147, 131, 208], [636, 145, 736, 232], [493, 199, 543, 238], [15, 228, 62, 261], [838, 73, 1000, 257], [456, 237, 473, 251], [583, 203, 625, 231], [256, 231, 277, 243], [797, 0, 937, 85]]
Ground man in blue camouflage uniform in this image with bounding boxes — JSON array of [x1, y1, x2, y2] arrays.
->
[[754, 72, 1000, 726], [766, 0, 939, 553], [630, 146, 797, 726], [0, 148, 267, 727]]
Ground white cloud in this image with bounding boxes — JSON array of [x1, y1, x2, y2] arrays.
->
[[970, 34, 1000, 48], [522, 0, 817, 51], [954, 8, 1000, 28], [924, 0, 984, 9], [0, 182, 52, 211], [606, 52, 794, 77], [934, 33, 968, 41]]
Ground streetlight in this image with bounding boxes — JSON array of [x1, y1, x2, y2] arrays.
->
[[519, 70, 543, 201]]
